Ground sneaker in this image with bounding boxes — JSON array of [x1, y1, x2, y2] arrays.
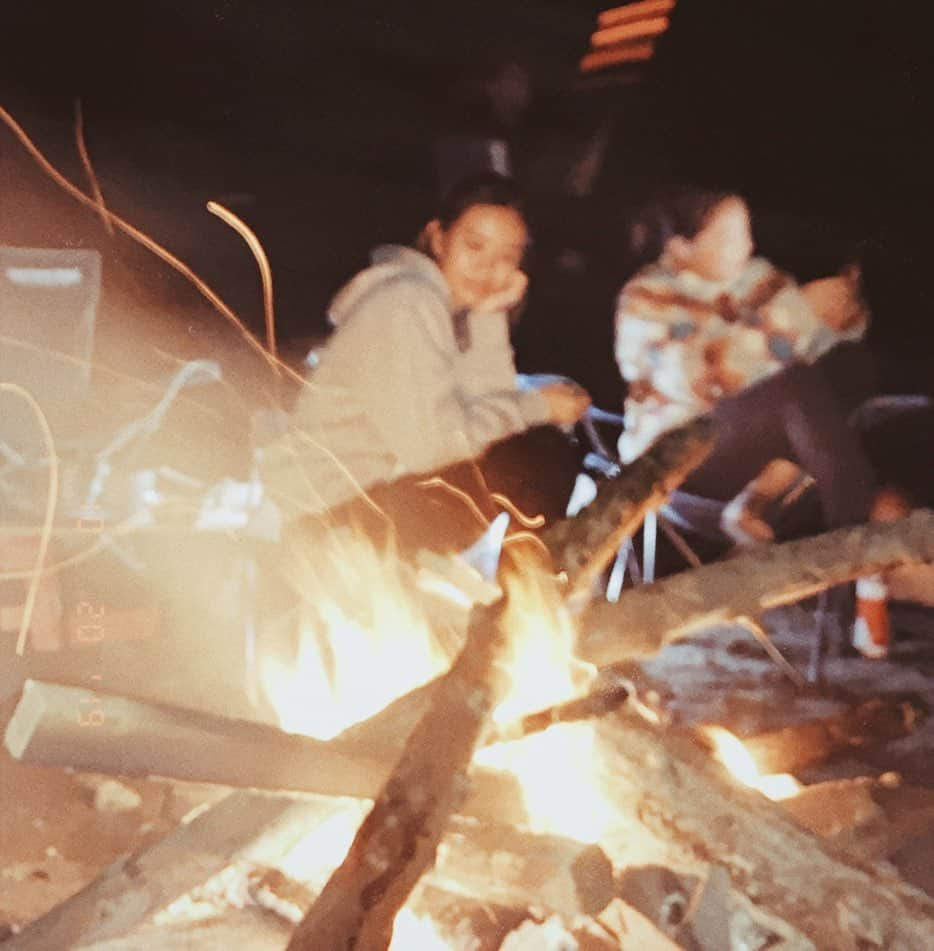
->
[[720, 489, 775, 547]]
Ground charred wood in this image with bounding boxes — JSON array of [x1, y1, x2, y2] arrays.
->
[[592, 711, 934, 949], [742, 696, 924, 775], [286, 600, 515, 950]]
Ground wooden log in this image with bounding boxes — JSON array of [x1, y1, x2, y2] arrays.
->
[[577, 511, 934, 667], [592, 711, 934, 950], [2, 679, 525, 826], [408, 884, 532, 951], [286, 598, 518, 950], [542, 416, 715, 598], [741, 696, 924, 775], [5, 773, 612, 949], [246, 816, 616, 923], [779, 778, 884, 839], [331, 420, 714, 762], [67, 909, 291, 951], [432, 816, 616, 918], [2, 790, 341, 951], [486, 679, 631, 745], [3, 679, 383, 798], [334, 676, 631, 758]]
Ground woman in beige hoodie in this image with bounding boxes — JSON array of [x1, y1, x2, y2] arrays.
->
[[261, 173, 590, 552]]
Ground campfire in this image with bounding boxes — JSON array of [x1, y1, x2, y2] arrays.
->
[[702, 726, 801, 801], [3, 424, 934, 949]]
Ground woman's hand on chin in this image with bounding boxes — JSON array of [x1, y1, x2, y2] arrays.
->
[[540, 381, 592, 426], [470, 271, 529, 315]]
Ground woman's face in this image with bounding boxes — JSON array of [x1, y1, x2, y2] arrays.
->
[[431, 204, 528, 311], [679, 198, 754, 284]]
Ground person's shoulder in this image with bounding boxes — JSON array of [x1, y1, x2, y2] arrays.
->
[[328, 247, 449, 329], [617, 263, 690, 319]]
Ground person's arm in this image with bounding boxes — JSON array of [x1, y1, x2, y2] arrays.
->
[[353, 285, 551, 476]]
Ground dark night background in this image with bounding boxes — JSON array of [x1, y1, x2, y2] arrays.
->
[[1, 0, 932, 408]]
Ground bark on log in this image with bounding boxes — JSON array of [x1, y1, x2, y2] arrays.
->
[[5, 784, 612, 949], [64, 909, 290, 951], [432, 816, 616, 918], [741, 696, 923, 775], [247, 815, 615, 923], [593, 711, 934, 950], [334, 677, 631, 759], [2, 789, 337, 951], [286, 598, 517, 950], [578, 511, 934, 667], [2, 679, 525, 826], [542, 416, 715, 598]]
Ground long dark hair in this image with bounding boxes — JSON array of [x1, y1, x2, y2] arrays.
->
[[627, 185, 737, 270], [417, 171, 528, 256]]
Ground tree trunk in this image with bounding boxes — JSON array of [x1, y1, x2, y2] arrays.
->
[[577, 512, 934, 667]]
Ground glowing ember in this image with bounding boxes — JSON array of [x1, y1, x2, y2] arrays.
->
[[704, 726, 802, 800], [390, 908, 452, 950], [260, 527, 451, 739], [278, 801, 370, 892]]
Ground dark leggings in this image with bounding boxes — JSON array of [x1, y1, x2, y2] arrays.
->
[[288, 426, 583, 560], [682, 360, 876, 530]]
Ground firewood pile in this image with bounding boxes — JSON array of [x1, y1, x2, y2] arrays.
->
[[3, 420, 934, 950]]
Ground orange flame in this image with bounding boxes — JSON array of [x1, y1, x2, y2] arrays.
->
[[474, 568, 617, 843], [260, 526, 452, 740], [704, 726, 801, 800]]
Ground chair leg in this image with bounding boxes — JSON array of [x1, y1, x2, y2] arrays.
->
[[606, 538, 631, 603], [736, 615, 807, 688], [643, 510, 657, 584], [807, 588, 833, 686], [657, 517, 704, 569]]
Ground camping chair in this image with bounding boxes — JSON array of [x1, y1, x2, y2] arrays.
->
[[580, 392, 934, 684]]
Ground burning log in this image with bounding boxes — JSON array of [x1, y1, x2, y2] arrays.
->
[[741, 695, 923, 775], [285, 598, 516, 950], [4, 781, 614, 949], [485, 678, 632, 745], [542, 415, 715, 597], [432, 816, 615, 918], [250, 815, 615, 922], [779, 777, 885, 839], [334, 676, 633, 758], [592, 711, 934, 949], [577, 511, 934, 667], [2, 679, 524, 825]]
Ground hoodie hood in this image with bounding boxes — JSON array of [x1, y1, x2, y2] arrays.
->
[[327, 245, 451, 327]]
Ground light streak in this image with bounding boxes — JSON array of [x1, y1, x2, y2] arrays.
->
[[207, 200, 278, 362], [0, 105, 289, 381], [74, 99, 114, 237], [0, 383, 58, 654], [591, 15, 669, 48], [598, 0, 676, 28]]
